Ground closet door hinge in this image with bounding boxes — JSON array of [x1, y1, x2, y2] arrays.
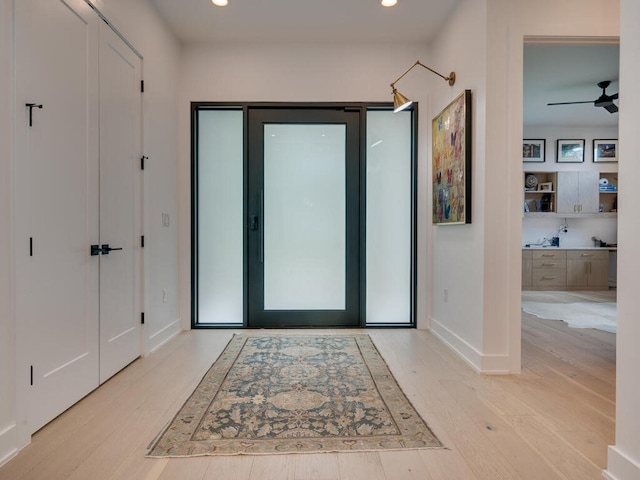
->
[[141, 312, 145, 325], [140, 80, 144, 93]]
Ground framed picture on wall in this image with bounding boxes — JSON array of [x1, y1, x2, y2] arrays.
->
[[432, 90, 472, 225], [523, 139, 545, 163], [557, 139, 585, 163], [593, 139, 618, 162]]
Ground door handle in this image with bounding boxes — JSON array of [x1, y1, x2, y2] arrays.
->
[[101, 244, 123, 255], [250, 215, 259, 231], [26, 103, 43, 127], [260, 190, 264, 264]]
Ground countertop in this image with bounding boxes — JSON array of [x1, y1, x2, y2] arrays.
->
[[523, 246, 617, 250]]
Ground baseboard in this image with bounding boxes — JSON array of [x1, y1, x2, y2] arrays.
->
[[429, 317, 511, 374], [602, 445, 640, 480], [0, 423, 18, 468], [147, 318, 181, 354]]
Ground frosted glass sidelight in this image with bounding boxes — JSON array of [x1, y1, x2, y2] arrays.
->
[[366, 111, 412, 324], [197, 110, 244, 324], [263, 124, 346, 310]]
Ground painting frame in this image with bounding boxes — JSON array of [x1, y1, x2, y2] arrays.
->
[[557, 139, 585, 163], [593, 139, 618, 163], [431, 90, 472, 225], [523, 139, 545, 163]]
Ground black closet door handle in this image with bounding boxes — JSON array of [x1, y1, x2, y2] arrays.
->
[[101, 244, 123, 255]]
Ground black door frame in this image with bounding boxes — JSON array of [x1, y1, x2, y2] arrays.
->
[[191, 102, 417, 329], [246, 107, 361, 327]]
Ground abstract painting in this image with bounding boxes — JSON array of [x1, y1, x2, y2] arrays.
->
[[432, 90, 472, 224]]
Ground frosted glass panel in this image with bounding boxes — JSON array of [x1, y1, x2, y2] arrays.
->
[[197, 110, 243, 324], [366, 111, 412, 324], [264, 124, 346, 310]]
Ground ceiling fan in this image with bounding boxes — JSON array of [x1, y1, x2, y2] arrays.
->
[[547, 80, 619, 113]]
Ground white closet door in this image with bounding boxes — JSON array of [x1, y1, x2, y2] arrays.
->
[[98, 22, 142, 383], [14, 0, 100, 433]]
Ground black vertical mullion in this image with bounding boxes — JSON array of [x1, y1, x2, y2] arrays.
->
[[190, 104, 199, 327]]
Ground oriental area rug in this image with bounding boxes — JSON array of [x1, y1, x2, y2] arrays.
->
[[147, 334, 442, 457]]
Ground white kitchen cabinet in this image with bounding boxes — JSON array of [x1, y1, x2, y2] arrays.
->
[[556, 171, 600, 214]]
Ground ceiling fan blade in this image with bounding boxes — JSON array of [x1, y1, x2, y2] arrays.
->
[[610, 93, 619, 100], [604, 103, 618, 113], [547, 101, 594, 106]]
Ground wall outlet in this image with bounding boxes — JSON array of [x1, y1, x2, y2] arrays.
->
[[443, 288, 448, 303], [162, 213, 170, 227], [162, 288, 168, 303]]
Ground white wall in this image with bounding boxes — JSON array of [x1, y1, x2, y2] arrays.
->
[[426, 0, 491, 370], [0, 0, 16, 466], [523, 217, 617, 248], [88, 0, 182, 353], [523, 126, 618, 247], [425, 0, 620, 374], [605, 0, 640, 477], [178, 42, 433, 329]]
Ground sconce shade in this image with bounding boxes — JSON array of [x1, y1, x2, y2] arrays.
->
[[389, 60, 456, 113], [393, 89, 412, 113]]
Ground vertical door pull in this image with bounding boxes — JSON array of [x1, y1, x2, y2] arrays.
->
[[260, 190, 264, 264], [25, 103, 43, 127]]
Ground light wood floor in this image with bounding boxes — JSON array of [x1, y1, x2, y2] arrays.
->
[[0, 293, 616, 480]]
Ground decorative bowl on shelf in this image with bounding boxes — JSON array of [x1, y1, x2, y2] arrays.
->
[[525, 174, 538, 190]]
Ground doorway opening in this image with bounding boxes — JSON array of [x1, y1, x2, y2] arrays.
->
[[521, 39, 619, 375]]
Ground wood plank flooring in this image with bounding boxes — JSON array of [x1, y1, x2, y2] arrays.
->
[[0, 292, 616, 480]]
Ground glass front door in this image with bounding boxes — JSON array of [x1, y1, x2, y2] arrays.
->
[[247, 108, 360, 327]]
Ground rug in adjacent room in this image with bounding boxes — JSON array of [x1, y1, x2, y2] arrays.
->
[[147, 334, 442, 457], [522, 301, 616, 333]]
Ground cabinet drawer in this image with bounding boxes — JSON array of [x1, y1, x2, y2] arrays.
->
[[567, 250, 609, 260], [522, 250, 533, 260], [533, 258, 566, 269], [532, 250, 566, 260], [532, 268, 567, 288]]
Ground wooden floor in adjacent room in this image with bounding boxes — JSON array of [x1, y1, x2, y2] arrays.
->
[[0, 292, 616, 480]]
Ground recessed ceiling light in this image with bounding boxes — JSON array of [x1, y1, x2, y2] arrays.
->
[[212, 0, 228, 6], [381, 0, 397, 6]]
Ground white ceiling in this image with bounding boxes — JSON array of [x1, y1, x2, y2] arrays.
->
[[148, 0, 462, 44], [524, 44, 620, 128], [148, 1, 619, 128]]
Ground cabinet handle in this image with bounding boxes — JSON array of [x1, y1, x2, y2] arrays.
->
[[542, 262, 556, 266], [542, 276, 556, 280], [585, 263, 589, 275], [541, 254, 555, 258], [589, 262, 592, 274], [581, 253, 593, 257]]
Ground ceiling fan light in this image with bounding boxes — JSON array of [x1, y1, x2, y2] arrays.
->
[[381, 0, 397, 7], [212, 0, 228, 6]]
